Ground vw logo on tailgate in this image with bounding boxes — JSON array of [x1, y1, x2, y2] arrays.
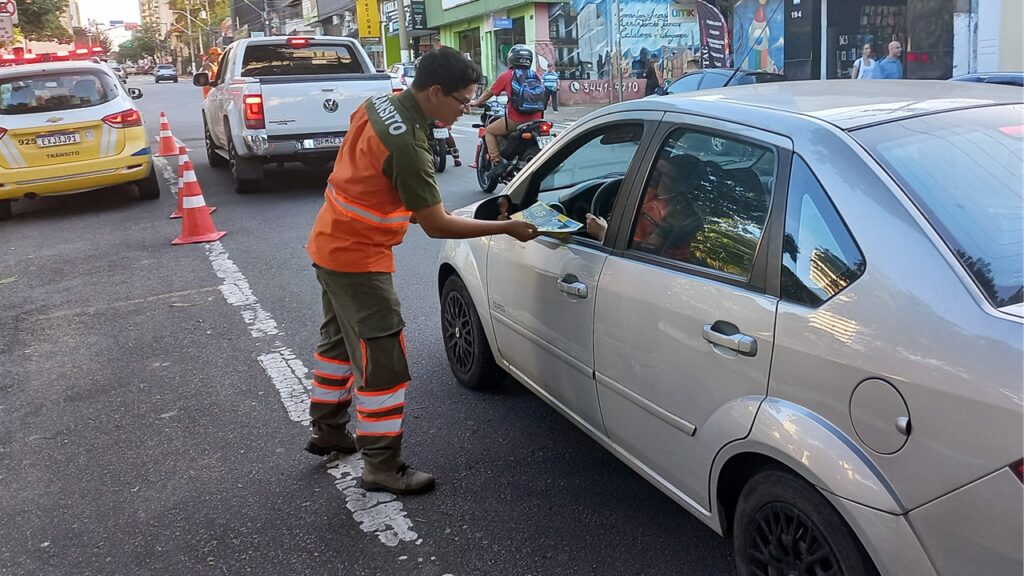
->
[[323, 98, 339, 113]]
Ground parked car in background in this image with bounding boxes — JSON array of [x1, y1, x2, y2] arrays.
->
[[437, 81, 1023, 576], [194, 35, 392, 193], [950, 71, 1023, 87], [0, 61, 157, 220], [387, 62, 416, 92], [135, 63, 152, 75], [664, 68, 784, 94], [154, 64, 177, 83], [107, 64, 127, 84], [122, 64, 137, 75]]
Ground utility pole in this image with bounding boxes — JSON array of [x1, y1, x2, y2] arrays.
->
[[396, 0, 410, 63]]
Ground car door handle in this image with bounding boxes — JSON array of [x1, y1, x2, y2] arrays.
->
[[702, 323, 758, 357], [557, 275, 588, 299]]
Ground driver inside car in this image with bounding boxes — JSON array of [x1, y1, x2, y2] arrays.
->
[[585, 153, 703, 250]]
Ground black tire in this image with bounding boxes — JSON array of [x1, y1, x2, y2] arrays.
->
[[137, 166, 161, 200], [204, 117, 228, 168], [441, 274, 504, 389], [173, 78, 178, 83], [154, 79, 160, 84], [226, 126, 262, 195], [734, 469, 878, 576], [476, 144, 499, 194], [0, 200, 12, 221], [433, 140, 447, 173]]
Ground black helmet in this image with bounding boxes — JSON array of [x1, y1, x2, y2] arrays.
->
[[507, 44, 533, 68]]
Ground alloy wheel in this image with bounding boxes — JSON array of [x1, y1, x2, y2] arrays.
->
[[443, 289, 475, 375], [745, 503, 841, 576]]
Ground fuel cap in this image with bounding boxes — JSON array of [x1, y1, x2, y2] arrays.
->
[[850, 378, 910, 455]]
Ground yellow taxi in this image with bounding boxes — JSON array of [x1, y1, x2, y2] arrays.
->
[[0, 61, 158, 220]]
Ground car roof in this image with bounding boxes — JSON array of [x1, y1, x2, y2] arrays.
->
[[0, 61, 113, 78], [650, 80, 1023, 129]]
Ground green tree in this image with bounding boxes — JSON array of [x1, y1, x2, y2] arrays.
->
[[119, 23, 162, 62], [17, 0, 72, 43]]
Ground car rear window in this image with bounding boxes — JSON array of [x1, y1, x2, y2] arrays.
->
[[854, 105, 1023, 308], [240, 43, 364, 77], [0, 71, 119, 115]]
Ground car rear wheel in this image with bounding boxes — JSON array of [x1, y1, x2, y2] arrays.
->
[[227, 130, 262, 195], [733, 469, 878, 576], [0, 200, 12, 221], [441, 274, 504, 389], [137, 167, 161, 200], [204, 118, 228, 168]]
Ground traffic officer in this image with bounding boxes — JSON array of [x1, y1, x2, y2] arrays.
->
[[200, 47, 222, 99], [304, 47, 539, 495]]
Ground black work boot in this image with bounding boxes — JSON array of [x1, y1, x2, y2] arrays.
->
[[304, 432, 358, 456], [361, 463, 435, 495]]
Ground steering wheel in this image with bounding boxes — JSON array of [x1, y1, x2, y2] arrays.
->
[[590, 177, 623, 219]]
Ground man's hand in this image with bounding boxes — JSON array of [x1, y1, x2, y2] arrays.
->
[[585, 213, 607, 242], [504, 219, 539, 242]]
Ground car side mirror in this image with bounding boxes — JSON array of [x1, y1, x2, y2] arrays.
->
[[128, 87, 143, 100], [193, 72, 210, 87], [473, 194, 513, 221]]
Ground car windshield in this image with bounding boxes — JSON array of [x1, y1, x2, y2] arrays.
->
[[240, 43, 365, 77], [0, 71, 118, 115], [403, 66, 415, 77], [854, 105, 1024, 308]]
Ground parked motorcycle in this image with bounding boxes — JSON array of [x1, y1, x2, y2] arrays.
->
[[426, 120, 456, 173], [472, 101, 554, 194]]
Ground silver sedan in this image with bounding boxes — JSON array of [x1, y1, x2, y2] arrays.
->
[[437, 81, 1023, 575]]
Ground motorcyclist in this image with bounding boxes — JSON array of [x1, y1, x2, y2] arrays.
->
[[468, 44, 545, 171]]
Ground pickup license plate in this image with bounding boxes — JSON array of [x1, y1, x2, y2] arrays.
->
[[432, 128, 449, 139], [37, 132, 80, 148], [303, 136, 344, 149], [537, 135, 554, 149]]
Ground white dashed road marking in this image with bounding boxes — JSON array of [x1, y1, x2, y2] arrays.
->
[[153, 154, 424, 553]]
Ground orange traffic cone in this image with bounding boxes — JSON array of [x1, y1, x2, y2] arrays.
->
[[170, 146, 215, 219], [172, 158, 226, 245], [155, 112, 178, 157]]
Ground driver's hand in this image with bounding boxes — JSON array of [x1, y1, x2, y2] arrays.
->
[[505, 220, 540, 242], [585, 214, 607, 242]]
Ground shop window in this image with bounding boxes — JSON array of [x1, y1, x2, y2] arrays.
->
[[494, 18, 527, 74], [548, 3, 583, 78]]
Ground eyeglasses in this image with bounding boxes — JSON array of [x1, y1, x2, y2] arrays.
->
[[448, 92, 472, 111]]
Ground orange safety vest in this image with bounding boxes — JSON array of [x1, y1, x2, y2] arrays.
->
[[307, 91, 438, 273]]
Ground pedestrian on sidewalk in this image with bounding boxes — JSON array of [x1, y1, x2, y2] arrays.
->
[[874, 41, 904, 79], [644, 53, 664, 97], [543, 64, 559, 112], [851, 43, 876, 80], [304, 47, 540, 496]]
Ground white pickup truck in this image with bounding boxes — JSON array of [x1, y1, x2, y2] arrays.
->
[[194, 36, 393, 193]]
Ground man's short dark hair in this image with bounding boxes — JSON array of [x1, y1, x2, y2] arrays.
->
[[411, 47, 482, 93]]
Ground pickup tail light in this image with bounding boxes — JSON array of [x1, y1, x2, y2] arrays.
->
[[102, 109, 142, 128], [1012, 459, 1024, 483], [539, 121, 552, 136], [392, 87, 403, 94], [243, 94, 265, 129], [0, 127, 6, 140]]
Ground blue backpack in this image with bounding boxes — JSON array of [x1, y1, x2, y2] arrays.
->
[[510, 69, 547, 114]]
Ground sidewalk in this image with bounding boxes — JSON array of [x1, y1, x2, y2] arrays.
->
[[544, 103, 606, 125]]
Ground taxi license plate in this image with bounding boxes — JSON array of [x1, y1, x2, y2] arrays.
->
[[37, 132, 80, 148], [537, 135, 554, 149], [303, 136, 344, 149], [432, 128, 449, 139]]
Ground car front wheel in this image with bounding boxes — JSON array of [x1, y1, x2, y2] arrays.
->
[[734, 469, 878, 576], [441, 274, 504, 389]]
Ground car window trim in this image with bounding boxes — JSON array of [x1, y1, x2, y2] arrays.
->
[[610, 112, 794, 295], [507, 111, 665, 253]]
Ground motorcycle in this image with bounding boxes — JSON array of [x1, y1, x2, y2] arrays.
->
[[472, 101, 554, 194], [426, 120, 456, 173]]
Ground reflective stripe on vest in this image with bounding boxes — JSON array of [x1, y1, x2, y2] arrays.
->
[[355, 382, 407, 413], [311, 380, 353, 404], [327, 184, 411, 229], [356, 413, 403, 436], [313, 353, 353, 380]]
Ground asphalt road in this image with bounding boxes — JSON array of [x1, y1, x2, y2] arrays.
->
[[0, 75, 733, 575]]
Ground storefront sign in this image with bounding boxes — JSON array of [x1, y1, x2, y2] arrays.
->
[[357, 0, 381, 41], [441, 0, 474, 10], [407, 0, 427, 30], [562, 79, 647, 105], [696, 0, 731, 68], [493, 17, 513, 29]]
